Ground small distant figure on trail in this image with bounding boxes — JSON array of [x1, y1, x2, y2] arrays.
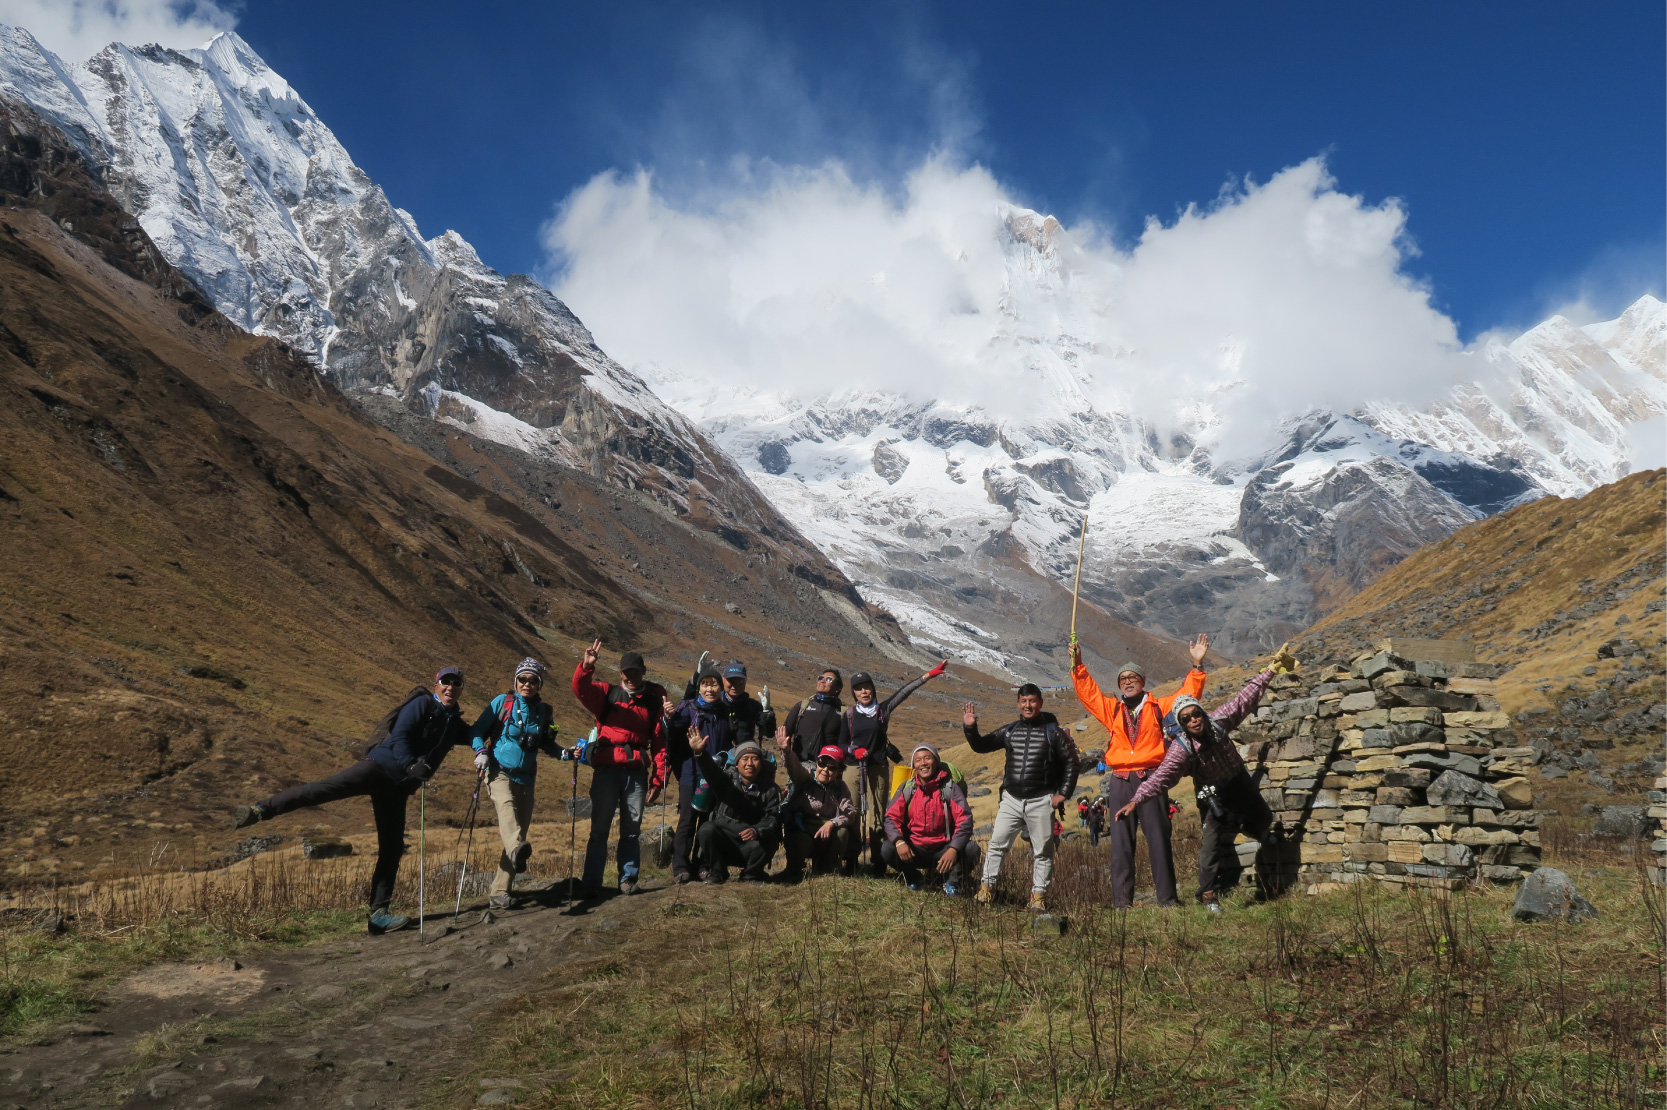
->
[[1078, 795, 1109, 847], [1073, 635, 1210, 909], [1114, 644, 1297, 912], [881, 743, 978, 895], [962, 683, 1079, 912], [663, 659, 738, 884], [775, 730, 855, 881], [572, 640, 667, 898], [231, 666, 472, 935], [689, 731, 782, 883], [843, 662, 948, 874], [471, 657, 562, 910]]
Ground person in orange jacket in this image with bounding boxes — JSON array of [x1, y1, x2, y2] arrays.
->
[[1072, 634, 1209, 908]]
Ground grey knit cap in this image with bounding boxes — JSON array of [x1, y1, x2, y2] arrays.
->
[[731, 741, 765, 761], [1116, 661, 1145, 680], [514, 657, 548, 680]]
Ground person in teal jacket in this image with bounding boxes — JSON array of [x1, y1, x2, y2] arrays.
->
[[471, 657, 562, 908]]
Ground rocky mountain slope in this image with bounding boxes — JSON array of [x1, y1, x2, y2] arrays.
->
[[641, 199, 1664, 665], [1267, 468, 1666, 814], [0, 24, 890, 637], [0, 22, 1657, 683], [0, 100, 1107, 888]]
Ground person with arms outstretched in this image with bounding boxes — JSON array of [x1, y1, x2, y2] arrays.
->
[[842, 661, 948, 872], [1114, 645, 1295, 911], [1073, 634, 1210, 908]]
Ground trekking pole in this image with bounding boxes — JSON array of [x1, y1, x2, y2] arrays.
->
[[454, 769, 483, 917], [417, 783, 426, 942], [566, 746, 580, 907], [1069, 512, 1089, 646]]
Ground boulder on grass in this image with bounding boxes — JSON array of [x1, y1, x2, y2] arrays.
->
[[1511, 867, 1599, 923], [302, 836, 354, 860], [1591, 805, 1648, 839]]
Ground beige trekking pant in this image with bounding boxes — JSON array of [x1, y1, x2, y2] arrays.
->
[[486, 770, 535, 895], [981, 792, 1056, 894]]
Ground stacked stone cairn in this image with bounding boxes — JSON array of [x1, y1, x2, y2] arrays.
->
[[1651, 775, 1667, 886], [1231, 638, 1542, 894]]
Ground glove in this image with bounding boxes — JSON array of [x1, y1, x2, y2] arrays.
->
[[885, 743, 902, 763], [852, 747, 868, 762], [473, 751, 489, 772], [758, 685, 771, 712], [406, 759, 433, 782], [926, 660, 948, 679]]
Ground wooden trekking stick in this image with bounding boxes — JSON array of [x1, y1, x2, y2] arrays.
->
[[1069, 512, 1089, 645]]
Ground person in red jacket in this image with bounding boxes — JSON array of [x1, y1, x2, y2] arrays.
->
[[572, 638, 667, 897], [881, 744, 979, 894], [1073, 634, 1209, 908]]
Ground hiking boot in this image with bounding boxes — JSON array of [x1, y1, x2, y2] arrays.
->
[[1026, 891, 1046, 913], [367, 909, 410, 935], [488, 893, 512, 910], [619, 878, 640, 896], [704, 869, 727, 885], [1202, 891, 1223, 915], [231, 804, 263, 829], [777, 868, 804, 885], [973, 883, 994, 905], [942, 880, 960, 897], [511, 841, 533, 874], [672, 871, 693, 885]]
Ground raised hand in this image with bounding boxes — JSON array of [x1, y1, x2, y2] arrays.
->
[[687, 724, 707, 754], [583, 638, 602, 668], [925, 660, 948, 680], [1271, 642, 1299, 674], [962, 702, 978, 729], [773, 726, 790, 753], [1189, 633, 1210, 668], [1069, 640, 1082, 668]]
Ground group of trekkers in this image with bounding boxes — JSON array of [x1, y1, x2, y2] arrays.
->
[[231, 632, 1298, 934]]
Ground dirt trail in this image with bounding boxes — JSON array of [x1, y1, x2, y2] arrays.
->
[[2, 880, 708, 1108]]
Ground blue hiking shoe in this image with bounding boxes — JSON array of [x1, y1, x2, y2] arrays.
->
[[906, 880, 921, 892], [943, 881, 960, 897], [367, 909, 411, 935]]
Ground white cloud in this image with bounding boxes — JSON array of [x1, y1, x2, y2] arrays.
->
[[546, 153, 1478, 460], [0, 0, 233, 62]]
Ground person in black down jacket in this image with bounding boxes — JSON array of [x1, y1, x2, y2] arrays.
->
[[690, 733, 782, 883], [962, 682, 1080, 912]]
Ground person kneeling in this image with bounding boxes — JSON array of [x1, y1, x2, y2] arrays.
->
[[776, 733, 856, 880], [881, 744, 978, 895], [691, 733, 782, 883]]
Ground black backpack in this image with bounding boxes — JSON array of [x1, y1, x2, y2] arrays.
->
[[354, 686, 433, 757]]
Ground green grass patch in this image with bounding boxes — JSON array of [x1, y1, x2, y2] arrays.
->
[[443, 843, 1663, 1110]]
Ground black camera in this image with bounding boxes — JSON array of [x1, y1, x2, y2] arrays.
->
[[1195, 783, 1227, 820]]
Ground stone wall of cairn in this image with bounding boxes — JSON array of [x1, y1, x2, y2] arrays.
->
[[1230, 640, 1541, 894], [1651, 777, 1666, 886]]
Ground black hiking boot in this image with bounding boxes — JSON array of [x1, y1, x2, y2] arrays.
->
[[231, 805, 263, 830]]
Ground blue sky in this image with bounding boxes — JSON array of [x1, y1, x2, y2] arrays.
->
[[218, 1, 1663, 338], [23, 0, 1656, 340]]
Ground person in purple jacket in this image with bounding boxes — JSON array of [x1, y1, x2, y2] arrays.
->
[[1112, 647, 1295, 912]]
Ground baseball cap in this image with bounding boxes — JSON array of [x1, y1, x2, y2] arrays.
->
[[435, 665, 464, 684], [849, 671, 875, 690], [723, 661, 748, 679], [619, 651, 646, 673], [816, 745, 847, 765]]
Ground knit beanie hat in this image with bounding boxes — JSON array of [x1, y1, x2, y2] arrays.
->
[[514, 657, 547, 680], [1116, 661, 1145, 680]]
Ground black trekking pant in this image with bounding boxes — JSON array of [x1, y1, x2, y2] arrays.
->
[[1196, 771, 1275, 900], [257, 759, 413, 911], [1104, 768, 1179, 908], [784, 825, 854, 876], [881, 840, 978, 888], [672, 756, 702, 879], [697, 821, 778, 881]]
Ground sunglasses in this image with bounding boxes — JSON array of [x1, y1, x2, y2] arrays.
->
[[438, 676, 464, 688], [816, 758, 842, 770], [516, 674, 543, 685], [1178, 710, 1205, 723]]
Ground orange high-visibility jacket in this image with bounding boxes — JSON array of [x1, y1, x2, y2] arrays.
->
[[1073, 665, 1206, 773]]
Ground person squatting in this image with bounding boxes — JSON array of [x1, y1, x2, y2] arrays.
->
[[231, 635, 1295, 933]]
